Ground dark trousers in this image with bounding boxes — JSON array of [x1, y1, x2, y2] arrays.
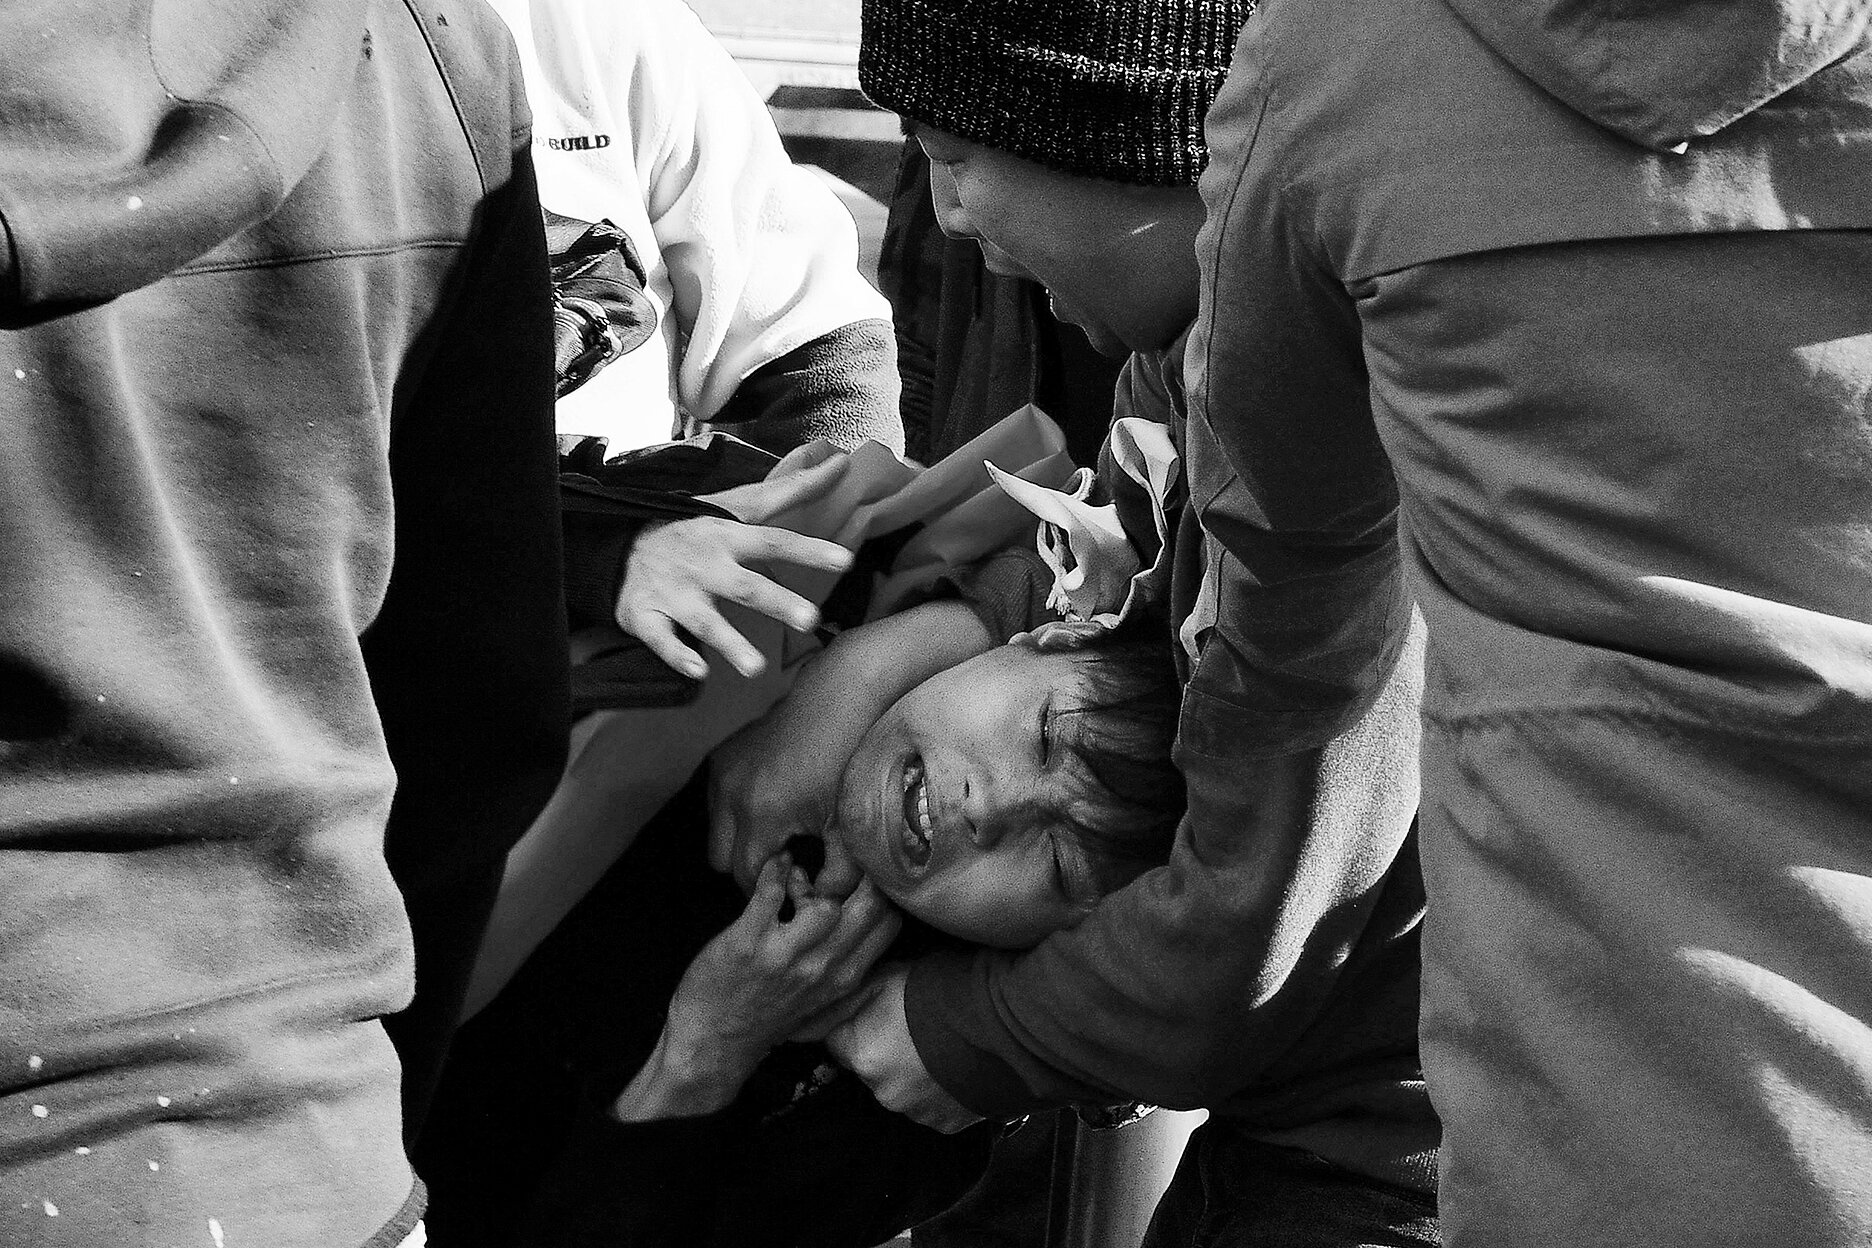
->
[[415, 771, 991, 1248], [1144, 1123, 1438, 1248]]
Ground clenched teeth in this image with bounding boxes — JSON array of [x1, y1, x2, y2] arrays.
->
[[900, 758, 934, 866]]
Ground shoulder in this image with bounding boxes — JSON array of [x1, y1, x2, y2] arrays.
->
[[504, 0, 716, 62]]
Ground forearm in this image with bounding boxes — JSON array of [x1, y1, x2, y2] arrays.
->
[[611, 1026, 760, 1123], [793, 599, 994, 730]]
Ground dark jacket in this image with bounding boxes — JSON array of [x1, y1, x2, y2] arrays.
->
[[906, 341, 1435, 1194]]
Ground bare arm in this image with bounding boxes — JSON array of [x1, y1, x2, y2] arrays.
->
[[708, 599, 995, 896]]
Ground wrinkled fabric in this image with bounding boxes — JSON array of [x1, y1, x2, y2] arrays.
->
[[1441, 0, 1872, 151], [987, 414, 1182, 630], [1192, 0, 1872, 1241]]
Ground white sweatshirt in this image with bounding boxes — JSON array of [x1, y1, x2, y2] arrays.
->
[[494, 0, 892, 451]]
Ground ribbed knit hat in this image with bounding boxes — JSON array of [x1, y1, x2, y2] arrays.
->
[[859, 0, 1256, 186]]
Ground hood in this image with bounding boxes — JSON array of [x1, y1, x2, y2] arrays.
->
[[1441, 0, 1872, 151]]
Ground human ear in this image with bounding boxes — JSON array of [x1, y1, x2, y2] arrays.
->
[[1024, 619, 1111, 652]]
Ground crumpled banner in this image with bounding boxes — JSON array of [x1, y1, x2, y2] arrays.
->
[[985, 415, 1181, 632], [467, 406, 1079, 1014]]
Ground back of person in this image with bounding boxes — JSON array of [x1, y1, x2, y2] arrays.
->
[[1192, 1, 1872, 1243], [0, 3, 562, 1244]]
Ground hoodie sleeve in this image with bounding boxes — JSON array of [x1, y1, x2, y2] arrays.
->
[[901, 338, 1425, 1119], [709, 318, 904, 455], [0, 0, 373, 325], [903, 633, 1422, 1117]]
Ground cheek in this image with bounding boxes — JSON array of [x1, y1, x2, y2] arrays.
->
[[912, 859, 1065, 949]]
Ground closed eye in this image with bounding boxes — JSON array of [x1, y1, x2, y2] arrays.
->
[[1048, 829, 1098, 905], [1048, 833, 1070, 895]]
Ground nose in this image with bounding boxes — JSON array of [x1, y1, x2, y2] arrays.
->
[[959, 765, 1048, 851], [926, 161, 973, 242]]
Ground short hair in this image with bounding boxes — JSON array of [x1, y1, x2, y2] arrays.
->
[[1046, 631, 1185, 896]]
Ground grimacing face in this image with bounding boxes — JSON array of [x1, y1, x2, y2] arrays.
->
[[829, 643, 1126, 949], [914, 125, 1205, 357]]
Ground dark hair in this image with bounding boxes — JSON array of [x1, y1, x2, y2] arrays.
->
[[1047, 632, 1185, 896]]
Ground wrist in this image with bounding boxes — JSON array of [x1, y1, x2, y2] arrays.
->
[[610, 1027, 761, 1123]]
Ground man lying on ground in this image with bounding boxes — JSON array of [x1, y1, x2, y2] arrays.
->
[[419, 585, 1184, 1248]]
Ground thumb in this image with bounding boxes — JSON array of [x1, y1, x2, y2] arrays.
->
[[733, 854, 788, 933]]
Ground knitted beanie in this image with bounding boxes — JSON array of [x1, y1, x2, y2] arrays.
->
[[859, 0, 1256, 186]]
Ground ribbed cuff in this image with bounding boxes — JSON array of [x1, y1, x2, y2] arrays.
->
[[560, 510, 645, 630], [711, 319, 903, 455]]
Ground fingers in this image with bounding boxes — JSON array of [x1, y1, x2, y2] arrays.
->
[[708, 565, 821, 637], [769, 868, 842, 949], [823, 878, 901, 960], [672, 600, 771, 679], [728, 854, 789, 939], [814, 835, 864, 900], [618, 516, 850, 680], [820, 883, 903, 995], [625, 607, 710, 680], [752, 854, 789, 911], [765, 882, 902, 1013], [732, 525, 854, 575], [843, 892, 904, 974]]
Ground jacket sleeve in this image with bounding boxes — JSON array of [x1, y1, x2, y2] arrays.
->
[[0, 0, 371, 324], [902, 631, 1421, 1116], [899, 82, 1423, 1111]]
